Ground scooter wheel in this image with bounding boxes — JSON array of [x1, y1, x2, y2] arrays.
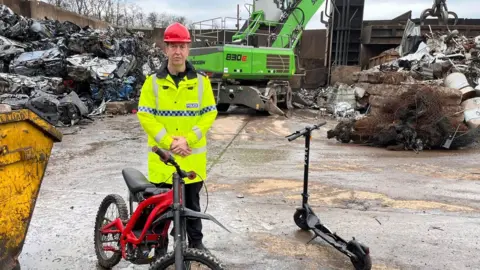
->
[[347, 241, 372, 270], [293, 209, 310, 230]]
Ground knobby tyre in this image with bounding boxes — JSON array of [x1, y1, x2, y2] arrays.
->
[[149, 248, 226, 270], [94, 194, 129, 268]]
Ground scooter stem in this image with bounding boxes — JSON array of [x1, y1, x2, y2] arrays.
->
[[302, 130, 311, 205]]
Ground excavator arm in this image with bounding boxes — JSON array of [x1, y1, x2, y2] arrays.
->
[[187, 0, 326, 116], [232, 0, 326, 48]]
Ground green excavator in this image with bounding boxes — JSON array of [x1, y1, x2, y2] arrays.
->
[[188, 0, 326, 115]]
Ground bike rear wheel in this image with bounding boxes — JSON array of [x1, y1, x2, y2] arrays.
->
[[149, 248, 225, 270]]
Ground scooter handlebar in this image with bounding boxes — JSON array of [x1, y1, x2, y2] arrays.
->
[[286, 131, 303, 141], [286, 121, 327, 141]]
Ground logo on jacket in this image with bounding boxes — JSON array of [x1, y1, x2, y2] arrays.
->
[[186, 103, 199, 108]]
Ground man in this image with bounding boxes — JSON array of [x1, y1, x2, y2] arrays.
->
[[137, 22, 218, 250]]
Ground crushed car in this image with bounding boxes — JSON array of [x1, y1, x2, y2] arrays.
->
[[0, 4, 166, 127]]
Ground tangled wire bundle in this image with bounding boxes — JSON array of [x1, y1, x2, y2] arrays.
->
[[328, 85, 480, 151]]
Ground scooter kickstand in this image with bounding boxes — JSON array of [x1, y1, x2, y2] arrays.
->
[[306, 234, 318, 245]]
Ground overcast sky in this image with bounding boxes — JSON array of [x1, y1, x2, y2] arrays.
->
[[133, 0, 477, 29]]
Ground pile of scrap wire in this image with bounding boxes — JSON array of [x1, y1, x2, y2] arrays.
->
[[324, 20, 480, 151], [327, 85, 480, 151]]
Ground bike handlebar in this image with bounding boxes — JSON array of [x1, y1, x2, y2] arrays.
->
[[151, 146, 196, 180], [152, 146, 173, 164], [285, 121, 327, 141]]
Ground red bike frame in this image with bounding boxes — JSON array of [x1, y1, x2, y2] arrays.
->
[[100, 190, 175, 258]]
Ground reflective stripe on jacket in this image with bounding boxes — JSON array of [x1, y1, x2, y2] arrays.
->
[[137, 60, 218, 184]]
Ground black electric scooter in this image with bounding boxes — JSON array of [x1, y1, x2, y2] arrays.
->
[[286, 121, 372, 270]]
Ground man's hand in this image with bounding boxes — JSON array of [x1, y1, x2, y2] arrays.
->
[[170, 136, 191, 157]]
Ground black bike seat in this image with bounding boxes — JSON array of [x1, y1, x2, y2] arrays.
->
[[122, 168, 156, 193]]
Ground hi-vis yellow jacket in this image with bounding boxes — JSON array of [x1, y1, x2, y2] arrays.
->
[[137, 60, 218, 185]]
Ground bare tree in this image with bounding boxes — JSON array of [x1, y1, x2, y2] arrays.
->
[[38, 0, 198, 29], [46, 0, 69, 8], [172, 15, 187, 25], [73, 0, 88, 15], [86, 0, 109, 20], [125, 4, 141, 27], [156, 12, 168, 28], [136, 12, 145, 27], [101, 0, 114, 23], [155, 14, 188, 28], [147, 12, 158, 28]]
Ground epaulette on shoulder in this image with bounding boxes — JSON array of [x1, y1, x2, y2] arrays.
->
[[197, 70, 207, 77]]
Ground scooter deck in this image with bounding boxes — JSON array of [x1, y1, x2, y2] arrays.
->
[[308, 227, 356, 258]]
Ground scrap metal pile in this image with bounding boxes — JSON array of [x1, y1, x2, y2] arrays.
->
[[0, 4, 165, 126], [326, 22, 480, 151]]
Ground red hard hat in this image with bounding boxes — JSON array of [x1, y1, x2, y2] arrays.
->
[[164, 22, 191, 43]]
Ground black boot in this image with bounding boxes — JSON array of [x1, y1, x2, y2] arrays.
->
[[157, 236, 168, 257], [189, 240, 209, 253]]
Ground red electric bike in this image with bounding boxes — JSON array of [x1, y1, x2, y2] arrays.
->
[[93, 146, 229, 270]]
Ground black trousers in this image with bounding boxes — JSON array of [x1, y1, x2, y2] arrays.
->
[[156, 181, 204, 244]]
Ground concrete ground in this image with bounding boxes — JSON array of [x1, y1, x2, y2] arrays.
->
[[19, 108, 480, 270]]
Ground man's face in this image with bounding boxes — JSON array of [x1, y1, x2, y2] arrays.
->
[[165, 42, 190, 66]]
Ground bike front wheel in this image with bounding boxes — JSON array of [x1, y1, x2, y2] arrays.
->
[[149, 248, 226, 270]]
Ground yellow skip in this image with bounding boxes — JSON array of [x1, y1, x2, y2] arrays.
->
[[0, 109, 62, 269]]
